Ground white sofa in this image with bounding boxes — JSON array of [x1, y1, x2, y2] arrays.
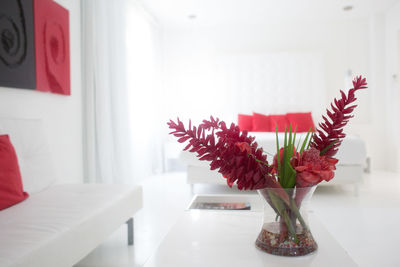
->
[[0, 118, 143, 267], [181, 132, 368, 192]]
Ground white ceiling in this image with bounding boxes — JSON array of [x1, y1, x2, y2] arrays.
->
[[140, 0, 400, 29]]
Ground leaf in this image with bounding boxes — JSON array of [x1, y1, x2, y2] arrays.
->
[[292, 126, 297, 151], [283, 126, 292, 187], [275, 126, 281, 177], [307, 131, 313, 149], [289, 125, 296, 161], [320, 139, 338, 155], [296, 136, 301, 151], [284, 126, 288, 149], [300, 129, 312, 153], [288, 124, 292, 150], [285, 164, 297, 188], [281, 127, 288, 185], [276, 125, 298, 188]]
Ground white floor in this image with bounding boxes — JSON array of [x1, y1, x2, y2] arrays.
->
[[75, 171, 400, 267]]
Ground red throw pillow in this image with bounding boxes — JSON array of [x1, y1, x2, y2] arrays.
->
[[252, 112, 272, 132], [269, 114, 289, 132], [286, 112, 315, 132], [0, 135, 29, 210], [238, 114, 253, 131]]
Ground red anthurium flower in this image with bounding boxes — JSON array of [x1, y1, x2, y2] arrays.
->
[[293, 147, 338, 187]]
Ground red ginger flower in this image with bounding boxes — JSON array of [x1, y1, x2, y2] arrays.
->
[[236, 142, 251, 153], [168, 117, 290, 203], [292, 147, 338, 187], [311, 76, 367, 157]]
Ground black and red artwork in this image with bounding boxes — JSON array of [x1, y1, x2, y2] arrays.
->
[[0, 0, 36, 89], [0, 0, 70, 96]]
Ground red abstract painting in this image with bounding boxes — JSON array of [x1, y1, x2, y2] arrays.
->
[[34, 0, 70, 95]]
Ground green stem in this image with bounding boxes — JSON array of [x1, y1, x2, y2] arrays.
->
[[266, 190, 311, 244], [254, 157, 273, 168], [289, 198, 309, 231], [268, 191, 298, 243], [282, 209, 298, 243]]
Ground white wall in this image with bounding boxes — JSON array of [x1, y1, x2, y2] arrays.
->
[[355, 14, 387, 171], [385, 1, 400, 171], [162, 19, 370, 105], [162, 19, 380, 166], [0, 0, 83, 183]]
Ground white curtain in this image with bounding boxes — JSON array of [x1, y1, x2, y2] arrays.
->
[[82, 0, 162, 184]]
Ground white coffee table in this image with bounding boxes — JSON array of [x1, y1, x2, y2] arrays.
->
[[144, 209, 357, 267]]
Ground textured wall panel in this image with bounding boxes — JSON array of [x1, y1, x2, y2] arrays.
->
[[0, 0, 36, 89], [34, 0, 70, 95]]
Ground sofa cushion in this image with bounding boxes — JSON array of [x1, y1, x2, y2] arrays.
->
[[252, 112, 271, 132], [0, 118, 56, 194], [286, 112, 315, 132], [237, 114, 253, 131], [0, 184, 142, 267], [0, 135, 29, 210], [269, 114, 289, 132]]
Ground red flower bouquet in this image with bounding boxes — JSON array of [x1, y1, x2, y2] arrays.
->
[[168, 76, 367, 256]]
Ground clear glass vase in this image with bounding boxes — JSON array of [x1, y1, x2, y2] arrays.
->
[[255, 186, 317, 256]]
